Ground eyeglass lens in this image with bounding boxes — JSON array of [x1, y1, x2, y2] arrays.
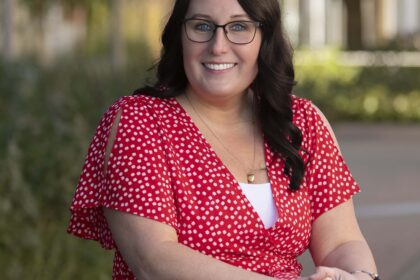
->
[[184, 19, 259, 44]]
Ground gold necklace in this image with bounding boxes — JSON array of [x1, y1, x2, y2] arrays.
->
[[185, 94, 266, 183]]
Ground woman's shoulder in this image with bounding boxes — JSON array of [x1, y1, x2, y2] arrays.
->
[[91, 94, 178, 142], [290, 94, 314, 112], [290, 94, 331, 138], [103, 93, 179, 124], [290, 94, 319, 122], [110, 93, 174, 112]]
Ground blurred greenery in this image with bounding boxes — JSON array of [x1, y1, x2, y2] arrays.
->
[[295, 50, 420, 122], [0, 39, 154, 279], [1, 45, 419, 279]]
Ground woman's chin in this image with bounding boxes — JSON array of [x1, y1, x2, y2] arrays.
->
[[189, 85, 248, 100]]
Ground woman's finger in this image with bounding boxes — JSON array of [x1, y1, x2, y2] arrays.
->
[[307, 266, 336, 280]]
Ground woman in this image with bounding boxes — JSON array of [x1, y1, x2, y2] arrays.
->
[[68, 0, 379, 279]]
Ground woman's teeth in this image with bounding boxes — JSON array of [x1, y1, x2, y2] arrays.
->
[[204, 63, 235, 70]]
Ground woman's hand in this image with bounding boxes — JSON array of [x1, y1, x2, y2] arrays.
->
[[304, 266, 371, 280]]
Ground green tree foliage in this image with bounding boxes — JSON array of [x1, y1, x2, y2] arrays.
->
[[0, 37, 153, 278], [295, 51, 420, 121]]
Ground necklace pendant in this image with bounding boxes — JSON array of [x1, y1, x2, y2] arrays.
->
[[247, 173, 255, 184]]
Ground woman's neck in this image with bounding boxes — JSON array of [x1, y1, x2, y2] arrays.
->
[[183, 88, 254, 125]]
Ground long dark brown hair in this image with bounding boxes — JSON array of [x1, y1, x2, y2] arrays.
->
[[134, 0, 305, 191]]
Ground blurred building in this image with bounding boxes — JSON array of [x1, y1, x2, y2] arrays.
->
[[0, 0, 87, 62], [0, 0, 170, 63], [284, 0, 420, 50], [1, 0, 420, 63]]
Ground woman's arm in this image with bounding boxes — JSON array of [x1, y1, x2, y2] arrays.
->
[[104, 208, 276, 280], [307, 106, 378, 280], [308, 199, 377, 280]]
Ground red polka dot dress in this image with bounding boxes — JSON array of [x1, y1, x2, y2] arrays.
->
[[67, 94, 360, 279]]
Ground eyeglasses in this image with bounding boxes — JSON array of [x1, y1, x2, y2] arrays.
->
[[183, 18, 262, 45]]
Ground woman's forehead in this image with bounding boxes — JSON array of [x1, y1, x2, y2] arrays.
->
[[185, 0, 249, 21]]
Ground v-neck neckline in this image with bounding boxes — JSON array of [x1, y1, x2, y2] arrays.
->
[[170, 97, 282, 231]]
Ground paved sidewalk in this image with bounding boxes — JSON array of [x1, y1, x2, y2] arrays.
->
[[298, 123, 420, 280]]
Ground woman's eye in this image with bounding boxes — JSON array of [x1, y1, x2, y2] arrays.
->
[[194, 22, 212, 32], [229, 22, 248, 32]]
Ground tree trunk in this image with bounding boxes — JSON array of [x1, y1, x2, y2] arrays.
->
[[343, 0, 363, 50], [1, 0, 14, 60], [109, 0, 125, 70]]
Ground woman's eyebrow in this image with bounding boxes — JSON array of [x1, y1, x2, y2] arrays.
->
[[230, 14, 250, 19], [187, 13, 250, 20], [188, 13, 211, 19]]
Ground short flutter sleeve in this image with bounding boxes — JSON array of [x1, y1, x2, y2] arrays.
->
[[67, 96, 178, 249], [293, 97, 360, 222]]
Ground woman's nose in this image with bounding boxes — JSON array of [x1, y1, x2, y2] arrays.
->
[[208, 28, 229, 54]]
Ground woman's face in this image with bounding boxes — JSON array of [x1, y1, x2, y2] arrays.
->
[[182, 0, 262, 100]]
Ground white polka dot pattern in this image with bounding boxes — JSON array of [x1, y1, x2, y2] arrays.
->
[[67, 95, 360, 279]]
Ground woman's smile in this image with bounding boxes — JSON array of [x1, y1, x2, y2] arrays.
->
[[202, 63, 237, 71]]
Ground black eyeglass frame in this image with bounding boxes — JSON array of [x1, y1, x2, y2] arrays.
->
[[183, 18, 262, 45]]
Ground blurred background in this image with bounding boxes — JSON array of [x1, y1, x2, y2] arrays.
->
[[0, 0, 419, 279]]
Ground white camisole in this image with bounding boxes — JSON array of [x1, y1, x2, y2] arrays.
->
[[239, 182, 279, 229]]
